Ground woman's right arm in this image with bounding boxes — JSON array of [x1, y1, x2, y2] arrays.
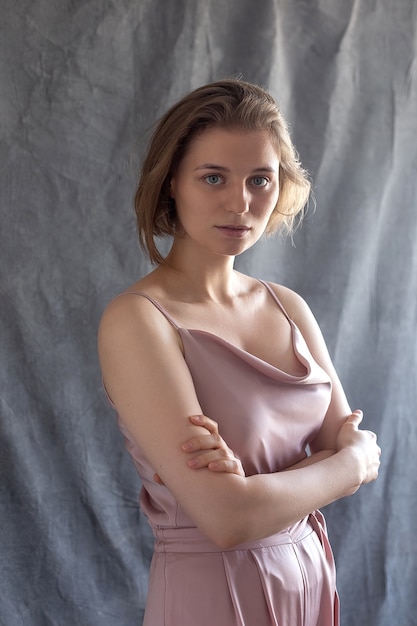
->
[[98, 295, 380, 549]]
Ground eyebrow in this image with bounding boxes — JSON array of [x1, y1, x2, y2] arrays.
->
[[194, 164, 278, 173]]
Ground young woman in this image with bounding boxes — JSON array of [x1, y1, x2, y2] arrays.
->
[[98, 79, 380, 625]]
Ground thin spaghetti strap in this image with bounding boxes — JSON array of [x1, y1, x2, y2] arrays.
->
[[258, 279, 292, 322], [115, 291, 180, 330]]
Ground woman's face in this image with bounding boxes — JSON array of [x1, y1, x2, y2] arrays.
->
[[169, 127, 280, 258]]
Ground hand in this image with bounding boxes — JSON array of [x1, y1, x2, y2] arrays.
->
[[336, 410, 381, 486], [153, 414, 245, 484], [183, 414, 245, 476]]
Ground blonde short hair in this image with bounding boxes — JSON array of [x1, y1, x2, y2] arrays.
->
[[135, 79, 311, 264]]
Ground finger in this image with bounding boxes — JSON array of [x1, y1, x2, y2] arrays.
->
[[208, 459, 245, 477], [187, 453, 244, 477], [189, 414, 219, 435], [182, 433, 223, 452], [187, 448, 230, 468], [346, 410, 363, 427]]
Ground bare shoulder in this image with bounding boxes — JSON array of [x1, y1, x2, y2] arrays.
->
[[99, 285, 175, 338], [264, 280, 334, 364], [263, 281, 314, 326], [98, 288, 183, 383], [99, 289, 154, 331]]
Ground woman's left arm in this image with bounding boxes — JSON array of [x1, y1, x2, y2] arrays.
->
[[269, 283, 354, 454]]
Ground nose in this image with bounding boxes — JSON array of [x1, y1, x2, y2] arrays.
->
[[225, 183, 250, 214]]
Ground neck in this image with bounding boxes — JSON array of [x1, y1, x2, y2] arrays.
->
[[159, 239, 240, 302]]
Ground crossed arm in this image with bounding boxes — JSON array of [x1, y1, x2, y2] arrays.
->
[[155, 413, 337, 483], [98, 287, 380, 549]]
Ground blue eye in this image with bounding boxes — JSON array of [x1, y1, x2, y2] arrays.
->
[[205, 174, 223, 185], [252, 176, 268, 187]]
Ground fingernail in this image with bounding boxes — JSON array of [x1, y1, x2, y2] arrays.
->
[[191, 415, 202, 421], [188, 458, 198, 467], [182, 441, 193, 451]]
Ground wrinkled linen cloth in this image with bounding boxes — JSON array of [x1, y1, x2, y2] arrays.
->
[[113, 280, 339, 625]]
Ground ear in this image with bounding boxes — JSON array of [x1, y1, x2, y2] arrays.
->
[[169, 177, 176, 199]]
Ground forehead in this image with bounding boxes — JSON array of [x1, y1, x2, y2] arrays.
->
[[181, 127, 280, 167]]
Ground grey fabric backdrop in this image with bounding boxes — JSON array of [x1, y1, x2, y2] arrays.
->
[[1, 1, 416, 624]]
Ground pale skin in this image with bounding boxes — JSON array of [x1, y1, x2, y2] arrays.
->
[[98, 127, 381, 549]]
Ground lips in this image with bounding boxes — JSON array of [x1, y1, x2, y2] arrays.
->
[[215, 225, 251, 238]]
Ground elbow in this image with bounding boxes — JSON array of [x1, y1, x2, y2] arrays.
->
[[211, 531, 244, 550], [183, 477, 254, 548], [201, 515, 251, 549], [208, 532, 244, 550], [208, 519, 269, 549]]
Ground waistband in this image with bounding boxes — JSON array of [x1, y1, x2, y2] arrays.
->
[[152, 515, 317, 554]]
